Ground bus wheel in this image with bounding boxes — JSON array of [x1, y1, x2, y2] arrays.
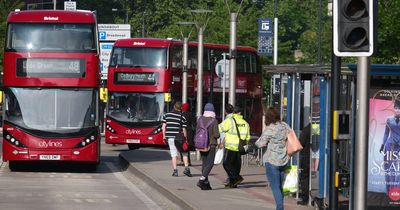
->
[[86, 163, 98, 172], [128, 144, 139, 150], [8, 161, 21, 171]]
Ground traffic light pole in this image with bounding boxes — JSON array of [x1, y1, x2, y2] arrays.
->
[[329, 54, 340, 210], [354, 56, 370, 210]]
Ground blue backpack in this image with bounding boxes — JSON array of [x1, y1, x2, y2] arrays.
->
[[194, 117, 215, 151]]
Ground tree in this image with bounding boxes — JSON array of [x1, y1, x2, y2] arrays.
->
[[0, 0, 24, 71]]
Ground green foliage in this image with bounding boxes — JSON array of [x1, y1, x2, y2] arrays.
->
[[2, 0, 400, 92], [0, 0, 25, 71]]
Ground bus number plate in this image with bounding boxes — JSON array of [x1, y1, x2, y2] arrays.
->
[[39, 155, 61, 160], [126, 139, 140, 143]]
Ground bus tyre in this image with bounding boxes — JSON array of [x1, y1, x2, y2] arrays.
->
[[84, 163, 98, 172], [8, 161, 21, 171], [128, 144, 139, 150]]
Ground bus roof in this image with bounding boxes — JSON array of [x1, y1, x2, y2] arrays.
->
[[7, 10, 96, 23], [113, 38, 173, 48], [113, 38, 256, 52]]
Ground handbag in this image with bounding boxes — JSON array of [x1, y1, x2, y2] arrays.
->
[[283, 165, 299, 193], [287, 129, 303, 156], [174, 113, 189, 152], [214, 148, 224, 165], [232, 118, 248, 155]]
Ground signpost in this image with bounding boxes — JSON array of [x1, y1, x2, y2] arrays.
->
[[98, 24, 131, 80], [64, 1, 76, 11], [257, 18, 273, 56], [216, 53, 229, 119]]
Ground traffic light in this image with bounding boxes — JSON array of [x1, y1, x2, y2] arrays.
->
[[333, 0, 377, 57]]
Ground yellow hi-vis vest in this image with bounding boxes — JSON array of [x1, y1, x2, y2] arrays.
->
[[219, 114, 250, 152]]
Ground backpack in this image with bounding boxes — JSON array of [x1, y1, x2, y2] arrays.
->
[[194, 117, 215, 152]]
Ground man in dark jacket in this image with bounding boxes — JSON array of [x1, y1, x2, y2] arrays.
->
[[298, 123, 311, 205], [180, 102, 196, 165]]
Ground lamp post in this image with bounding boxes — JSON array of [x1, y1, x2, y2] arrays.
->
[[191, 9, 212, 118], [112, 8, 129, 24], [142, 11, 146, 37], [142, 0, 146, 37], [224, 0, 244, 106], [228, 12, 238, 106], [176, 21, 195, 104]]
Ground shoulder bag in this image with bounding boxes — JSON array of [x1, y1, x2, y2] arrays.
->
[[174, 113, 189, 152], [287, 129, 303, 156], [232, 118, 248, 155]]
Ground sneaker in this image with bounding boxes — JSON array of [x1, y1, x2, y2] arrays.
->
[[311, 171, 317, 178], [183, 168, 192, 177], [232, 176, 244, 187], [172, 169, 178, 177], [223, 178, 231, 185], [197, 180, 212, 190], [224, 183, 237, 188], [203, 181, 212, 190], [297, 200, 308, 205]]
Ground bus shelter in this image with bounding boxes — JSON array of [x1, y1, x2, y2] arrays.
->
[[264, 64, 354, 209]]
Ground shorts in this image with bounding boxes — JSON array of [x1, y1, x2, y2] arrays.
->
[[312, 149, 319, 159], [168, 138, 188, 157]]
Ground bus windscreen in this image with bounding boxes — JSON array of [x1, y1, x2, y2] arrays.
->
[[108, 92, 164, 123], [4, 87, 98, 135], [109, 47, 167, 68], [6, 23, 96, 52]]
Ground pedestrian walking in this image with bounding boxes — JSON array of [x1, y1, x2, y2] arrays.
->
[[255, 106, 290, 210], [162, 101, 192, 177], [179, 102, 196, 166], [219, 105, 250, 188], [195, 103, 220, 190], [298, 123, 311, 205]]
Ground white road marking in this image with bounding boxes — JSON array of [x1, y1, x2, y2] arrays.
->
[[105, 162, 162, 210]]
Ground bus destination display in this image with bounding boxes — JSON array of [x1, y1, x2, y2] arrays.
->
[[115, 72, 158, 85], [17, 58, 86, 78]]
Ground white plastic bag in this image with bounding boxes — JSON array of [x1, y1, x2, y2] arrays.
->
[[214, 148, 224, 165], [282, 165, 299, 193]]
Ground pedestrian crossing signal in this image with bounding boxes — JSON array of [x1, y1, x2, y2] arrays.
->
[[333, 0, 377, 57]]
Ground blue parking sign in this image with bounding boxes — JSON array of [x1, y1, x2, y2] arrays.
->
[[98, 31, 106, 40], [257, 18, 273, 56]]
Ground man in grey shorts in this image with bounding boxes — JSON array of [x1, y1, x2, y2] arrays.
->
[[162, 101, 192, 177]]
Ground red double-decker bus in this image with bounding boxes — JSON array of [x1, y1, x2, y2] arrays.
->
[[105, 38, 263, 149], [2, 10, 100, 170]]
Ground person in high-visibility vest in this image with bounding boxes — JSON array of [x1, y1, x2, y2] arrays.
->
[[219, 105, 250, 188]]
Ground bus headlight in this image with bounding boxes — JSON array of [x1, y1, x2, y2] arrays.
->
[[105, 123, 116, 134], [3, 131, 27, 148], [149, 125, 163, 135], [74, 130, 98, 148]]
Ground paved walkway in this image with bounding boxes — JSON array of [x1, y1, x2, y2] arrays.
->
[[120, 148, 314, 210]]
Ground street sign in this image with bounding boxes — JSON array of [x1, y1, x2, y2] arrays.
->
[[215, 59, 230, 88], [98, 24, 131, 80], [64, 1, 76, 11], [257, 18, 273, 56], [99, 42, 114, 79], [98, 24, 131, 41]]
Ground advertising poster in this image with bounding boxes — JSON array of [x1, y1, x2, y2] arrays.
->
[[368, 88, 400, 208]]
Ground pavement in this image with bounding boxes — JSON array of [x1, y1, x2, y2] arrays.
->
[[119, 148, 315, 210]]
